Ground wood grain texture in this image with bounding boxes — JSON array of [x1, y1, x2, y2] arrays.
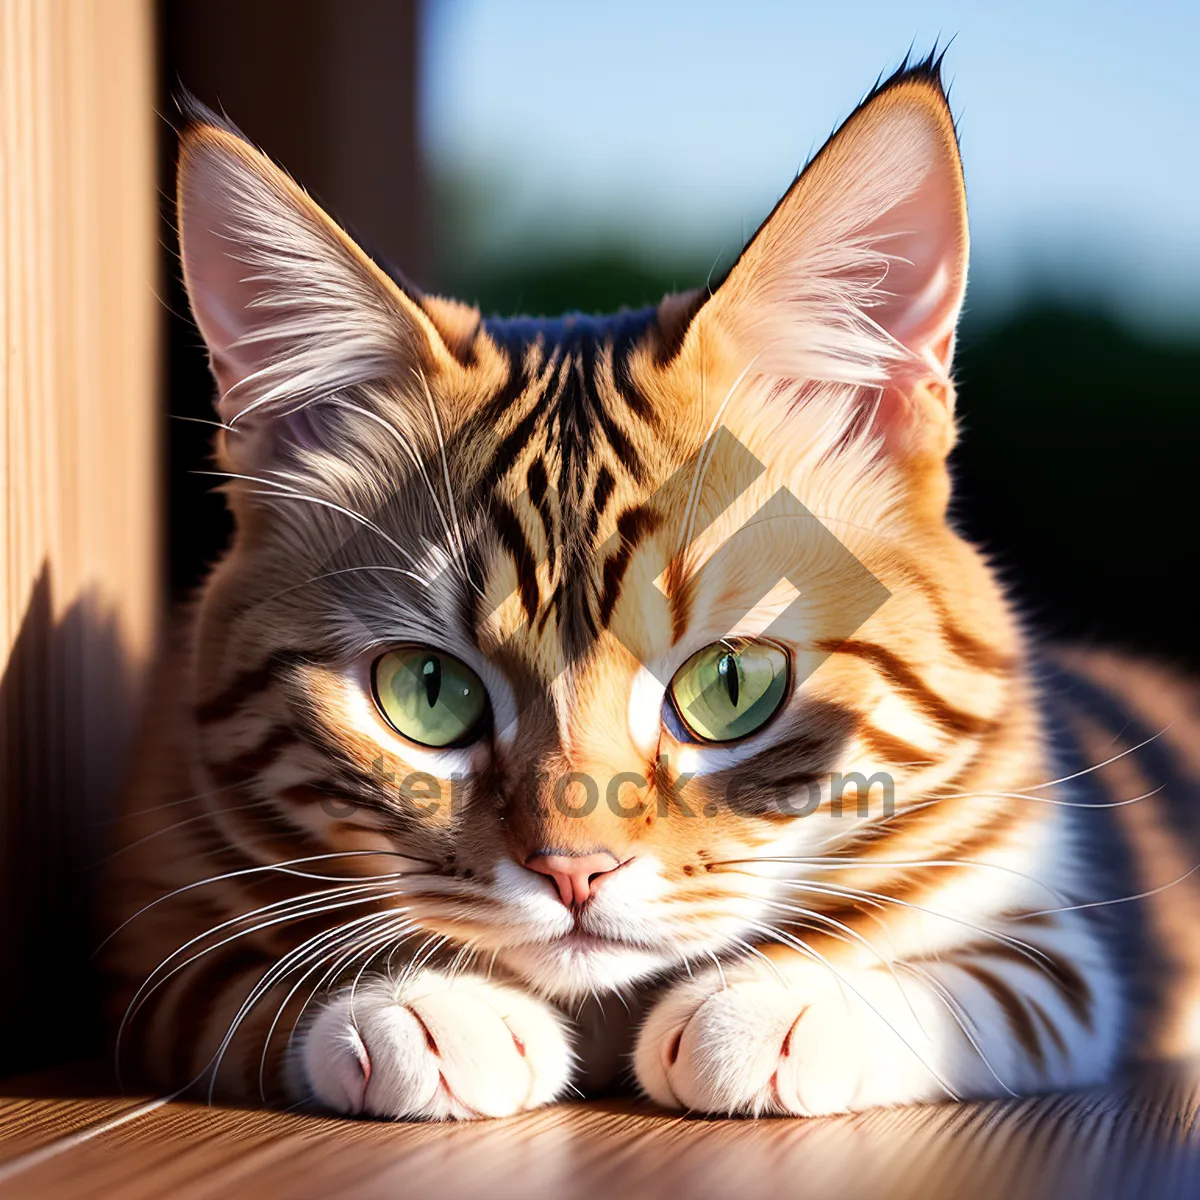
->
[[1, 1066, 1198, 1200], [0, 0, 160, 1072]]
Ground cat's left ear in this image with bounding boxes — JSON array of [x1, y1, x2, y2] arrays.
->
[[176, 101, 464, 464], [696, 59, 967, 463]]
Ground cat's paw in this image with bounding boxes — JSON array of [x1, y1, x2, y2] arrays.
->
[[297, 971, 573, 1120], [634, 961, 941, 1117]]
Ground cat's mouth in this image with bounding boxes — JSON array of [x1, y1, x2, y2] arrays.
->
[[500, 920, 670, 997], [501, 918, 645, 953], [549, 929, 626, 951], [522, 922, 659, 957]]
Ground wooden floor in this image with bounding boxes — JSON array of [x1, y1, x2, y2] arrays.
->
[[2, 1064, 1199, 1199]]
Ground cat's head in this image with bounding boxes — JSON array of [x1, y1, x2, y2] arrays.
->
[[178, 57, 1023, 1001]]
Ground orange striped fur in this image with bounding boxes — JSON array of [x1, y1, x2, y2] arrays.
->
[[104, 58, 1200, 1119]]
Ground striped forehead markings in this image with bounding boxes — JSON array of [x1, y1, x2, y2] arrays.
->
[[465, 308, 720, 674], [476, 308, 659, 497], [469, 324, 659, 612]]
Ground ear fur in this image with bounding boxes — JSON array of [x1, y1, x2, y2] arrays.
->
[[175, 100, 459, 457], [698, 55, 968, 463]]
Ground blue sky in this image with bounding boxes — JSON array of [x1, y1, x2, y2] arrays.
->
[[423, 0, 1200, 327]]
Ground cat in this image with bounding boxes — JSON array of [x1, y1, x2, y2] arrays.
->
[[104, 53, 1200, 1120]]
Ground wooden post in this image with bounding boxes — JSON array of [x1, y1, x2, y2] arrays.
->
[[0, 0, 161, 1073]]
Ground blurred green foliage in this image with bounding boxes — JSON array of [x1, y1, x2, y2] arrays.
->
[[953, 307, 1200, 669], [439, 248, 710, 321]]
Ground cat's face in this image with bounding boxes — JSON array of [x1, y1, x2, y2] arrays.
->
[[179, 65, 1020, 1001]]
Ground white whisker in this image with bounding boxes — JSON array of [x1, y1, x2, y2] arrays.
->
[[96, 850, 432, 956], [259, 915, 418, 1099], [712, 855, 1067, 904], [679, 354, 761, 564], [116, 884, 416, 1083], [1018, 860, 1200, 919], [759, 898, 927, 1033], [744, 918, 959, 1101], [896, 962, 1017, 1097], [206, 908, 413, 1101], [413, 363, 483, 598], [197, 469, 429, 580], [771, 878, 1056, 970]]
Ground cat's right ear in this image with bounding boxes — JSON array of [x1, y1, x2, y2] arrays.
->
[[176, 102, 459, 461]]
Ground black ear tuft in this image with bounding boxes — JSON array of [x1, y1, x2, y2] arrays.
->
[[170, 86, 251, 144], [857, 41, 952, 113]]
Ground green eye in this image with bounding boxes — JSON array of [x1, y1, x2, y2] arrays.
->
[[668, 640, 790, 742], [372, 648, 489, 748]]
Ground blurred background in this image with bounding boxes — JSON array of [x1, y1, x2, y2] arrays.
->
[[165, 0, 1200, 671], [2, 0, 1198, 1080]]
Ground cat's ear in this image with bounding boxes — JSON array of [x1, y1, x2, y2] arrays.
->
[[176, 102, 461, 458], [700, 59, 967, 462]]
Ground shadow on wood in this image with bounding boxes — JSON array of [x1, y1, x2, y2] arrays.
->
[[0, 571, 138, 1078]]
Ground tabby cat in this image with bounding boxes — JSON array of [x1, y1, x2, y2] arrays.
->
[[105, 57, 1200, 1120]]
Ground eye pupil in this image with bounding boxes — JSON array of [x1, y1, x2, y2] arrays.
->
[[666, 640, 789, 743], [421, 655, 441, 707], [718, 651, 739, 706], [373, 648, 488, 748]]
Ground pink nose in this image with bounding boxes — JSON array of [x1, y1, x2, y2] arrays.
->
[[525, 851, 622, 909]]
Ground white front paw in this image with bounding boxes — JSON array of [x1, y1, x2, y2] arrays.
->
[[298, 972, 573, 1120], [634, 963, 943, 1117]]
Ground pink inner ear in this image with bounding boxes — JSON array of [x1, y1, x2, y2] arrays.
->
[[179, 191, 296, 421], [864, 173, 964, 454], [199, 289, 271, 409], [701, 78, 970, 414], [860, 175, 966, 379], [181, 211, 347, 456], [178, 166, 266, 414]]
